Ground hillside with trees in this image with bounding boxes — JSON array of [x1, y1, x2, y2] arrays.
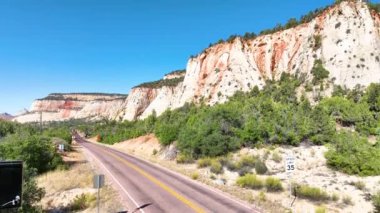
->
[[81, 70, 380, 177]]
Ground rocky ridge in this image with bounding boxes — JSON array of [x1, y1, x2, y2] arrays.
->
[[14, 1, 380, 123], [0, 113, 14, 120], [13, 93, 128, 123]]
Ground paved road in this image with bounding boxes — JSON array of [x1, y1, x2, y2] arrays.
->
[[75, 134, 259, 213]]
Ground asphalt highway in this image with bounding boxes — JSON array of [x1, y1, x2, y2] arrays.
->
[[75, 134, 259, 213]]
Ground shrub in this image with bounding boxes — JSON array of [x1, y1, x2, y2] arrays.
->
[[0, 120, 18, 138], [255, 160, 268, 175], [353, 181, 366, 190], [373, 191, 380, 213], [265, 177, 283, 192], [295, 184, 330, 201], [226, 161, 237, 171], [263, 149, 270, 160], [210, 161, 223, 174], [236, 155, 257, 169], [197, 158, 212, 168], [191, 172, 199, 180], [311, 60, 329, 85], [176, 154, 194, 164], [155, 123, 178, 145], [369, 2, 380, 13], [271, 151, 282, 163], [364, 83, 380, 112], [313, 35, 322, 50], [96, 134, 102, 142], [69, 193, 96, 211], [237, 166, 253, 176], [20, 168, 46, 212], [319, 97, 375, 135], [315, 205, 326, 213], [134, 76, 184, 89], [325, 132, 380, 176], [342, 195, 353, 205], [0, 135, 63, 174], [331, 193, 339, 202], [236, 174, 264, 189], [258, 191, 266, 202], [43, 127, 72, 143], [177, 103, 243, 158], [217, 155, 231, 166], [152, 149, 158, 155]]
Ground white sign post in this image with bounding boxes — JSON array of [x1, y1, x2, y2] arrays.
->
[[285, 154, 296, 208], [285, 155, 295, 174], [93, 174, 105, 213], [58, 144, 65, 152]]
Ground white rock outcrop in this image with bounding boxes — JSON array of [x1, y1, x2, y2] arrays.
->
[[15, 1, 380, 122], [14, 93, 127, 123], [133, 1, 380, 119]]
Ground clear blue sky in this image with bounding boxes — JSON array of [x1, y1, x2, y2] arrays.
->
[[1, 0, 377, 114]]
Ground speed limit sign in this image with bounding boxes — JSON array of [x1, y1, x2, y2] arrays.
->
[[285, 155, 295, 174]]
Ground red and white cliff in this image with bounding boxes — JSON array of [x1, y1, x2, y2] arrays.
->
[[172, 1, 380, 107], [129, 1, 380, 119], [14, 93, 127, 123], [14, 1, 380, 123]]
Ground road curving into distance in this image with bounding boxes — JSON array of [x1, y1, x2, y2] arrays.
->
[[75, 134, 259, 213]]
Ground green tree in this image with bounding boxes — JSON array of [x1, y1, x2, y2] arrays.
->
[[311, 60, 329, 85], [325, 132, 380, 176], [285, 18, 299, 29], [0, 134, 63, 173], [309, 106, 335, 144], [19, 167, 45, 212]]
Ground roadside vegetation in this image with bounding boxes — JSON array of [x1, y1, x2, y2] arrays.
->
[[373, 191, 380, 213], [82, 69, 380, 176], [292, 184, 330, 201], [236, 174, 283, 192], [0, 120, 72, 212]]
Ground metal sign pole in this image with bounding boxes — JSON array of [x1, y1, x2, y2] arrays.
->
[[97, 187, 100, 213], [285, 152, 296, 210], [93, 174, 104, 213]]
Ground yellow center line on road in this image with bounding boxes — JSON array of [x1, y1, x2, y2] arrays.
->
[[101, 148, 206, 213]]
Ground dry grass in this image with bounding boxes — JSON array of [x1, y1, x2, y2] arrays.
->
[[37, 144, 124, 212], [81, 185, 125, 213], [37, 163, 93, 195], [37, 144, 93, 194]]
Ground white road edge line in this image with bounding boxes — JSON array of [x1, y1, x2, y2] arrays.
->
[[81, 143, 145, 213], [99, 142, 257, 212]]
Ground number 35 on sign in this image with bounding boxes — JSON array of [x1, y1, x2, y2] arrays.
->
[[285, 155, 295, 173]]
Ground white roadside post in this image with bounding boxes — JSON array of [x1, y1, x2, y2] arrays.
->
[[93, 174, 105, 213], [58, 144, 65, 152], [285, 153, 295, 207]]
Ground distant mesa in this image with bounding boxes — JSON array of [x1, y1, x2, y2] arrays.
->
[[38, 93, 128, 101], [0, 113, 14, 120]]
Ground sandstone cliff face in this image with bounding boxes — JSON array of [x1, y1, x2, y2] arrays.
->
[[122, 87, 159, 121], [123, 72, 185, 120], [139, 83, 183, 119], [171, 1, 380, 108], [133, 1, 380, 119], [14, 1, 380, 122], [14, 93, 127, 123]]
